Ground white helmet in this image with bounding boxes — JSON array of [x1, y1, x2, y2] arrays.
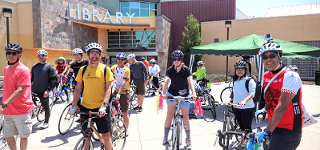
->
[[72, 48, 83, 54], [259, 41, 282, 56], [197, 61, 204, 66], [85, 43, 103, 54], [37, 49, 48, 56], [149, 59, 156, 64], [127, 53, 135, 59]]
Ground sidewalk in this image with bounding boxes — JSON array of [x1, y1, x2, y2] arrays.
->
[[20, 83, 320, 149]]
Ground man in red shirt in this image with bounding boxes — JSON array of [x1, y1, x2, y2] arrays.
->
[[256, 38, 303, 150], [1, 43, 36, 150], [141, 57, 149, 68]]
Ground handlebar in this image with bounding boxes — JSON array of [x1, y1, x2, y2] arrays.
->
[[79, 111, 99, 116], [166, 96, 193, 102], [216, 102, 240, 107]]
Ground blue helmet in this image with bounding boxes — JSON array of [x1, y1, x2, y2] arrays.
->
[[116, 53, 127, 59]]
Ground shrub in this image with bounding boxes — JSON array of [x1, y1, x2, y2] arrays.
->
[[206, 73, 232, 83]]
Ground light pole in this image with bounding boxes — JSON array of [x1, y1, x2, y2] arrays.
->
[[225, 20, 231, 82], [3, 8, 13, 44]]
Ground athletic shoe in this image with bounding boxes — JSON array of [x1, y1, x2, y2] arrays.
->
[[138, 107, 143, 112], [41, 123, 49, 129], [133, 106, 140, 110], [186, 139, 192, 150], [151, 92, 156, 96], [163, 139, 169, 146]]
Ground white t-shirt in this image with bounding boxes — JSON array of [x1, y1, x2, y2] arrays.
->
[[149, 64, 160, 78], [233, 77, 256, 109]]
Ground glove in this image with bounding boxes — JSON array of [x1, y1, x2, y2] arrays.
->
[[115, 94, 121, 100], [255, 108, 267, 120], [256, 129, 270, 143], [68, 106, 78, 115], [99, 106, 107, 115]]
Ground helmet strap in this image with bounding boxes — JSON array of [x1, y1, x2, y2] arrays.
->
[[7, 58, 20, 66]]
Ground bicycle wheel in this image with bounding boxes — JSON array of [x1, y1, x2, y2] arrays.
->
[[220, 87, 233, 102], [0, 114, 3, 132], [222, 116, 231, 150], [0, 136, 9, 150], [37, 106, 45, 122], [111, 120, 126, 150], [129, 94, 138, 110], [144, 82, 152, 97], [174, 119, 181, 150], [73, 136, 94, 150], [92, 123, 100, 141], [59, 89, 69, 102], [208, 95, 217, 119], [58, 104, 75, 135]]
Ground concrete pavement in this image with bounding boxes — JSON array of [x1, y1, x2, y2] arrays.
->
[[10, 83, 320, 149]]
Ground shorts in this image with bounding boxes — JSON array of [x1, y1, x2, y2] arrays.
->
[[4, 111, 33, 138], [134, 81, 145, 95], [269, 128, 302, 150], [79, 105, 111, 134], [113, 91, 129, 112], [166, 92, 190, 109]]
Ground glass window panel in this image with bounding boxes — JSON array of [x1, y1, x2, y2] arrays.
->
[[150, 10, 156, 17], [150, 4, 155, 9], [110, 56, 117, 65], [121, 8, 130, 15], [120, 31, 132, 35], [131, 9, 139, 16], [121, 2, 129, 8], [140, 9, 149, 17], [108, 32, 119, 36], [133, 31, 144, 36], [130, 2, 139, 8], [140, 2, 149, 9]]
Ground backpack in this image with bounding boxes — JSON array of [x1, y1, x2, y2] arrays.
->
[[245, 75, 261, 103]]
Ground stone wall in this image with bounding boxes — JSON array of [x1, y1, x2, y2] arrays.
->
[[32, 0, 107, 50], [155, 15, 171, 76]]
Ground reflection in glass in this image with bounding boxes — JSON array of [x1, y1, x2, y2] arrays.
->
[[121, 9, 130, 15], [130, 2, 139, 8], [108, 30, 156, 48], [121, 2, 129, 8], [131, 9, 139, 16], [150, 4, 156, 9], [140, 9, 149, 17], [140, 2, 149, 8]]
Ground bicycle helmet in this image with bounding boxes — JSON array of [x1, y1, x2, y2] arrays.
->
[[72, 48, 83, 54], [149, 59, 156, 64], [37, 50, 48, 56], [85, 42, 103, 54], [5, 43, 23, 53], [127, 53, 135, 59], [172, 50, 184, 58], [234, 60, 246, 68], [58, 57, 65, 61], [116, 53, 127, 59], [259, 41, 282, 56], [197, 61, 204, 66], [141, 57, 145, 61]]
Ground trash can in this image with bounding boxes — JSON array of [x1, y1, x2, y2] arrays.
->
[[316, 71, 320, 85]]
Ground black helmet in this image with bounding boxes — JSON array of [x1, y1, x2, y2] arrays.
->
[[5, 43, 23, 53], [242, 55, 251, 60], [172, 50, 184, 58], [141, 57, 145, 61], [234, 60, 246, 68]]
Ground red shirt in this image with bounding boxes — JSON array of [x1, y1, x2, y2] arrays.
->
[[2, 63, 36, 115], [143, 60, 149, 68], [263, 69, 303, 133], [56, 64, 68, 74]]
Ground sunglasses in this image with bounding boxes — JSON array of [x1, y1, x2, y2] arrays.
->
[[235, 68, 245, 71], [262, 53, 277, 60], [6, 51, 18, 56], [117, 58, 125, 61], [38, 54, 46, 57], [173, 58, 181, 61]]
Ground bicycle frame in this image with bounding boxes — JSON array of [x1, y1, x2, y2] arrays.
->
[[172, 100, 183, 146]]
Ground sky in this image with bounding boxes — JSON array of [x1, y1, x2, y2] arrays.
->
[[236, 0, 320, 17]]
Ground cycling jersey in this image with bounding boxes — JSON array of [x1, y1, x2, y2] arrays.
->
[[165, 65, 191, 96], [192, 67, 206, 81], [111, 65, 130, 94], [263, 69, 303, 133]]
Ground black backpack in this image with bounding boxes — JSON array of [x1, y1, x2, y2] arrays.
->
[[245, 75, 261, 103]]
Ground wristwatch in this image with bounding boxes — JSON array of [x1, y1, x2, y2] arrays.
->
[[2, 103, 7, 109], [264, 128, 272, 135], [103, 102, 108, 106]]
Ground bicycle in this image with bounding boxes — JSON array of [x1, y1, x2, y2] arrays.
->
[[31, 92, 54, 122], [145, 76, 164, 97], [129, 84, 138, 115], [220, 82, 233, 102], [166, 96, 193, 150], [195, 82, 217, 119], [216, 102, 241, 150], [50, 75, 70, 103]]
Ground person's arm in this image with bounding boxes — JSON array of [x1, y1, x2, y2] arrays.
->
[[117, 78, 126, 95], [0, 85, 25, 113], [62, 65, 68, 76], [162, 76, 170, 99], [140, 62, 148, 81], [154, 65, 161, 76], [71, 82, 82, 107], [239, 79, 255, 106], [31, 66, 34, 83], [187, 76, 197, 101]]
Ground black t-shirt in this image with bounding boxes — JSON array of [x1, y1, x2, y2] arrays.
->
[[31, 63, 56, 93], [70, 60, 89, 78], [165, 66, 192, 96]]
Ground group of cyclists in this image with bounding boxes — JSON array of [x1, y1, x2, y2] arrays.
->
[[1, 33, 304, 150]]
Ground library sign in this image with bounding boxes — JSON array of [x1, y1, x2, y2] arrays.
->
[[68, 4, 135, 24]]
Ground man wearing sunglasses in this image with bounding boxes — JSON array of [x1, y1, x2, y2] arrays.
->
[[255, 41, 303, 150], [127, 53, 148, 112], [1, 43, 36, 150], [31, 50, 57, 129]]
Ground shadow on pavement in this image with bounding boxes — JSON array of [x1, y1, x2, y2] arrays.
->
[[42, 124, 81, 148]]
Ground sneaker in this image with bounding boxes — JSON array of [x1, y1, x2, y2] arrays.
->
[[75, 118, 81, 123], [133, 106, 140, 110], [125, 129, 129, 137], [163, 139, 169, 146], [138, 107, 143, 112], [41, 123, 49, 129], [151, 92, 156, 96], [186, 139, 192, 150]]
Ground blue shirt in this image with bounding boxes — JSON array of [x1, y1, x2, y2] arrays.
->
[[233, 77, 256, 109]]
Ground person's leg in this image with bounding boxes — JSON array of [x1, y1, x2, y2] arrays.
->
[[164, 102, 176, 142], [37, 92, 50, 124], [20, 138, 28, 150], [6, 137, 17, 150], [102, 132, 112, 150], [234, 108, 245, 142], [96, 110, 112, 150], [14, 112, 32, 150], [119, 93, 130, 132], [3, 115, 18, 150]]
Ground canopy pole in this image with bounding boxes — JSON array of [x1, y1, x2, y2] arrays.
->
[[189, 54, 195, 73], [226, 56, 228, 82]]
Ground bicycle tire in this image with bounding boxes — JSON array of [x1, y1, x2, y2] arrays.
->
[[223, 116, 231, 150], [0, 137, 9, 150], [92, 123, 100, 141], [111, 119, 126, 150], [144, 82, 152, 97], [175, 119, 180, 150], [59, 89, 69, 102], [209, 95, 217, 119], [130, 94, 138, 108], [220, 87, 233, 102], [73, 136, 94, 150], [0, 115, 3, 132], [58, 103, 75, 135], [37, 106, 45, 122]]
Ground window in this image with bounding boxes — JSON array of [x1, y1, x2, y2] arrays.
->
[[214, 38, 219, 43], [121, 1, 157, 17], [92, 1, 98, 6], [108, 30, 156, 48]]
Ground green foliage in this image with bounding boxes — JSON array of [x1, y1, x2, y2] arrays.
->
[[179, 13, 203, 66], [206, 73, 232, 83]]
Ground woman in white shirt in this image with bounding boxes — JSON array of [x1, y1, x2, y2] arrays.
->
[[232, 60, 256, 148], [148, 59, 161, 96]]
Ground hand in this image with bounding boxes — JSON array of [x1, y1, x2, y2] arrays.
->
[[162, 94, 167, 100], [61, 73, 65, 76], [191, 95, 197, 101], [0, 106, 4, 114], [144, 80, 148, 85], [69, 68, 74, 72], [255, 108, 267, 120], [229, 99, 233, 103], [256, 130, 270, 143], [68, 106, 78, 115], [238, 100, 246, 107], [43, 91, 49, 98], [98, 106, 107, 117]]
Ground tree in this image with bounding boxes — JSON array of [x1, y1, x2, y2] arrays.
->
[[179, 13, 202, 69]]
